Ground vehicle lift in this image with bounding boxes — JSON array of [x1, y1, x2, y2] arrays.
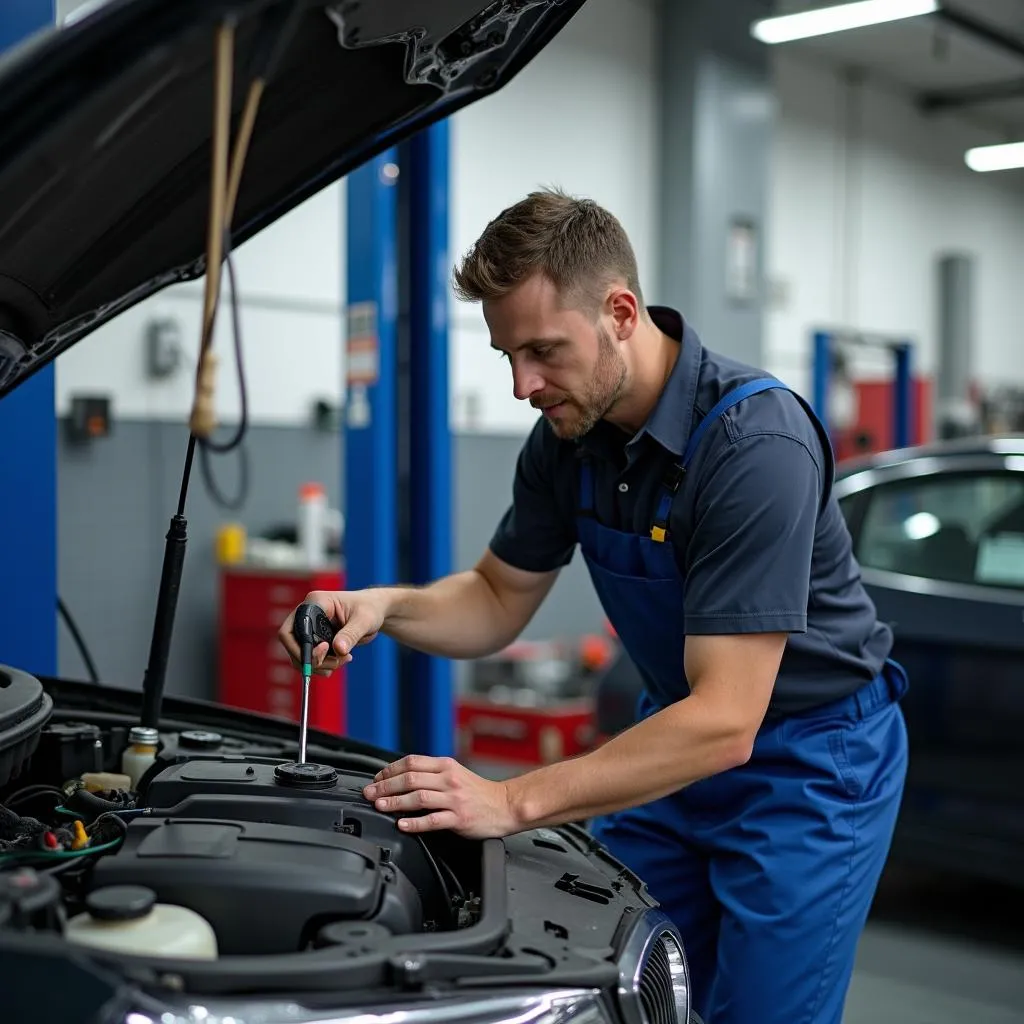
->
[[812, 328, 916, 452]]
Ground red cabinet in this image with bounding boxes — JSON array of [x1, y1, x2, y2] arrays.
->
[[217, 565, 346, 735]]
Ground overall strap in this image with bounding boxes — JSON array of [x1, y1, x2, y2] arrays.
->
[[649, 378, 788, 543], [682, 378, 787, 468]]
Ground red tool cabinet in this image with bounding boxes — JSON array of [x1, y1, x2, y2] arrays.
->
[[218, 564, 346, 735], [455, 696, 596, 767]]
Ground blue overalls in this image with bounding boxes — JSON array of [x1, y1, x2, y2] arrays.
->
[[582, 380, 909, 1024]]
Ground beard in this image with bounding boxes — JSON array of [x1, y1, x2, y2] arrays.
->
[[539, 325, 627, 440]]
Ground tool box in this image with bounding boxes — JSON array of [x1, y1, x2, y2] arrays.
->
[[456, 696, 597, 768], [218, 565, 346, 734]]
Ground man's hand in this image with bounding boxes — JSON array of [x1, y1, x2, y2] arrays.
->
[[363, 755, 519, 839], [277, 589, 390, 676]]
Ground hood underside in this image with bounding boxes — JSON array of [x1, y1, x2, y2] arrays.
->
[[0, 0, 586, 398]]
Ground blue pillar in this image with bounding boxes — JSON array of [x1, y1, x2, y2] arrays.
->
[[893, 342, 914, 449], [407, 122, 454, 757], [344, 152, 400, 750], [0, 0, 55, 677], [812, 330, 831, 437]]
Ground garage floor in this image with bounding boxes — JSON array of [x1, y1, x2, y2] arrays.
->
[[844, 866, 1024, 1022]]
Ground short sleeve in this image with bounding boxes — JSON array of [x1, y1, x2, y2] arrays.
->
[[488, 420, 577, 573], [682, 432, 823, 634]]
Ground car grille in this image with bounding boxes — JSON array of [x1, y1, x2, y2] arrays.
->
[[616, 911, 691, 1024], [639, 932, 679, 1024]]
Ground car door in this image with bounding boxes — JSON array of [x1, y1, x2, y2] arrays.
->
[[837, 455, 1024, 880]]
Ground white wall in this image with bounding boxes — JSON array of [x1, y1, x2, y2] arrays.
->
[[56, 182, 346, 424], [449, 0, 660, 434], [54, 0, 660, 434], [765, 52, 1024, 401]]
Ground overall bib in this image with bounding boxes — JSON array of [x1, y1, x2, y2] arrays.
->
[[581, 380, 909, 1024]]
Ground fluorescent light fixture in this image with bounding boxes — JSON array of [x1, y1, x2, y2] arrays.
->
[[751, 0, 938, 44], [965, 142, 1024, 172]]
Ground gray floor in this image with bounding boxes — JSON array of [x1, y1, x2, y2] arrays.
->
[[844, 866, 1024, 1023]]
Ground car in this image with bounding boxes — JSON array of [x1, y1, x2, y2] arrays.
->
[[595, 433, 1024, 890], [832, 435, 1024, 889], [0, 3, 699, 1024]]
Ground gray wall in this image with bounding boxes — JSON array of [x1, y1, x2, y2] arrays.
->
[[657, 0, 774, 368], [57, 423, 604, 701]]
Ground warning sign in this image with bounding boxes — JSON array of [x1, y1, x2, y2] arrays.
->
[[346, 301, 379, 386]]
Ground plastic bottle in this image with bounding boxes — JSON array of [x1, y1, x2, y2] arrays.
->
[[121, 726, 159, 789], [297, 481, 327, 568], [66, 885, 217, 960]]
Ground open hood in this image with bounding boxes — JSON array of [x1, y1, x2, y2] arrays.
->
[[0, 0, 587, 399]]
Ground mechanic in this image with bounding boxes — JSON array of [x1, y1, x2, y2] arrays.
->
[[278, 188, 909, 1024]]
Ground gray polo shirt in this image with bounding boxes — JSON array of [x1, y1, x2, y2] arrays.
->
[[488, 306, 893, 715]]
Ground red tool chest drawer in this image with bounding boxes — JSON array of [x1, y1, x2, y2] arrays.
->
[[218, 565, 346, 735], [456, 697, 596, 767]]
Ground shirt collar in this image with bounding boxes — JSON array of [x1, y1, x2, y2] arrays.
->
[[576, 305, 701, 461], [638, 306, 701, 458]]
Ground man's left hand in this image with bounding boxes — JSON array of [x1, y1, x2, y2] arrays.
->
[[363, 755, 519, 839]]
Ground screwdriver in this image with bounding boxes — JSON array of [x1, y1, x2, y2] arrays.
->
[[291, 602, 339, 764]]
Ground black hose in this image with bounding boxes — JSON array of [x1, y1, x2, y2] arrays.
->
[[57, 596, 100, 685]]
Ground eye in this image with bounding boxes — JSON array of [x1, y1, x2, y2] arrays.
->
[[532, 345, 554, 360]]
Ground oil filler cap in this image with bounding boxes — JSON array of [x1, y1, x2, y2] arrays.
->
[[85, 885, 156, 922], [274, 761, 338, 788]]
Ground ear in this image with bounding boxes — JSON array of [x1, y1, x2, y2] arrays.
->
[[607, 287, 640, 340]]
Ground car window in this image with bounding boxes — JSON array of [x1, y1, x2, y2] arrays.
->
[[856, 471, 1024, 589]]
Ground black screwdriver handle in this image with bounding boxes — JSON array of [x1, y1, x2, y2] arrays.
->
[[292, 601, 339, 651]]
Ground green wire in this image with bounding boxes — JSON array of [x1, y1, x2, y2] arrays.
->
[[0, 838, 122, 865]]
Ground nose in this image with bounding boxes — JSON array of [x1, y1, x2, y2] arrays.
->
[[511, 359, 544, 402]]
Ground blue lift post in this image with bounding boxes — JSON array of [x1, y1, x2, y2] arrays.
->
[[344, 152, 401, 750], [0, 0, 56, 677], [407, 122, 454, 757], [812, 329, 915, 450]]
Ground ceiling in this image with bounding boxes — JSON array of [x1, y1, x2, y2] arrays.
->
[[767, 0, 1024, 138]]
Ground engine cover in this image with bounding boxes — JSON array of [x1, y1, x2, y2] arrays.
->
[[90, 756, 429, 955]]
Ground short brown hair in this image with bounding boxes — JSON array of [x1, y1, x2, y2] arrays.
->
[[452, 187, 643, 314]]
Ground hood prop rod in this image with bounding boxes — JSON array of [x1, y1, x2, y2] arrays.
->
[[139, 4, 298, 731]]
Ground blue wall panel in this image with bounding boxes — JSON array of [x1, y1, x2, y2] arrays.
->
[[0, 0, 56, 676], [343, 153, 400, 750]]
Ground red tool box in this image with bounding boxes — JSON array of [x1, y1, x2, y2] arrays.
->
[[217, 565, 346, 734], [456, 696, 597, 767]]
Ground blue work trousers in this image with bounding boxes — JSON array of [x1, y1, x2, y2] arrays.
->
[[590, 671, 908, 1024]]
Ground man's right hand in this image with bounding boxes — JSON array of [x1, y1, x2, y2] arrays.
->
[[277, 589, 390, 676]]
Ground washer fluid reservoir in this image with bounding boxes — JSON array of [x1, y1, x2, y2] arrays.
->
[[65, 885, 217, 959]]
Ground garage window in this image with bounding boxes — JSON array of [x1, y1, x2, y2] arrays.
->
[[856, 472, 1024, 589]]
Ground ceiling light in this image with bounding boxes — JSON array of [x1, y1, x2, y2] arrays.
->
[[751, 0, 938, 45], [965, 142, 1024, 172]]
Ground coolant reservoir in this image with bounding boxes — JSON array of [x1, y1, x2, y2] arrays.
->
[[121, 726, 159, 788], [65, 885, 217, 959]]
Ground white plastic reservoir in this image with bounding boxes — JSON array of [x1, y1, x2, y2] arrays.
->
[[65, 885, 217, 960]]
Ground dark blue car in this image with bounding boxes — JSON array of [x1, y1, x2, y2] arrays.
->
[[833, 435, 1024, 888]]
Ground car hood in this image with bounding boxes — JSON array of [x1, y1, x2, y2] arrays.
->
[[0, 0, 586, 399]]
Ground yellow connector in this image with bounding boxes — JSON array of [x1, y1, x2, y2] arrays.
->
[[71, 819, 91, 851], [650, 525, 667, 543]]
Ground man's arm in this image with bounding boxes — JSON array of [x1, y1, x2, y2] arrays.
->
[[363, 633, 783, 838], [279, 419, 575, 671], [504, 632, 784, 826], [377, 552, 560, 659], [362, 431, 821, 838], [278, 552, 559, 670]]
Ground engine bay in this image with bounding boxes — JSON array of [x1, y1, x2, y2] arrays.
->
[[0, 668, 490, 978], [0, 668, 665, 1007]]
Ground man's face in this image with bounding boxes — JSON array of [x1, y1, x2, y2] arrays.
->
[[483, 273, 627, 440]]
